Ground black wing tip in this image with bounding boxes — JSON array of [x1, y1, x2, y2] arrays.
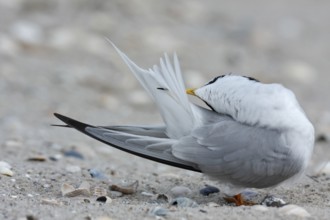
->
[[53, 113, 94, 131]]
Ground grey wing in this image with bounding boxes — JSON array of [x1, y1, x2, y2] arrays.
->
[[172, 117, 304, 188], [54, 113, 200, 172]]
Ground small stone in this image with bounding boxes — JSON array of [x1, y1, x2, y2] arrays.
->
[[89, 168, 108, 180], [96, 196, 112, 204], [207, 202, 220, 208], [171, 197, 198, 208], [316, 134, 327, 143], [63, 149, 84, 160], [199, 185, 220, 196], [3, 140, 22, 148], [170, 186, 192, 197], [149, 206, 169, 217], [0, 161, 14, 177], [278, 204, 311, 218], [26, 214, 38, 220], [261, 195, 287, 207], [241, 190, 258, 200], [27, 155, 47, 162], [10, 21, 44, 45], [65, 165, 82, 173], [141, 191, 154, 197], [49, 154, 62, 161]]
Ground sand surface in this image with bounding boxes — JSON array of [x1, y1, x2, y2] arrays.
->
[[1, 0, 330, 219]]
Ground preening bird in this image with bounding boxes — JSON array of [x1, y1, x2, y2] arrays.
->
[[54, 43, 314, 205]]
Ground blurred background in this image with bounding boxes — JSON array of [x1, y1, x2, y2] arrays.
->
[[0, 0, 329, 172]]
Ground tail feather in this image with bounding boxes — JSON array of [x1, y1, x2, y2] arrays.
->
[[109, 41, 196, 139]]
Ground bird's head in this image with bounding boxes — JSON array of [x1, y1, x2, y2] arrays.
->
[[186, 74, 308, 129], [186, 75, 260, 115]]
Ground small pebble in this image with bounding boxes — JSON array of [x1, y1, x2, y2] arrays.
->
[[0, 161, 14, 177], [241, 190, 258, 200], [278, 204, 311, 218], [170, 186, 192, 197], [27, 155, 47, 162], [207, 202, 220, 208], [261, 195, 287, 207], [49, 154, 62, 161], [25, 214, 38, 220], [199, 185, 220, 196], [89, 168, 108, 180], [149, 206, 169, 217], [65, 165, 82, 173], [3, 140, 22, 148], [63, 149, 84, 160], [171, 197, 198, 208], [96, 196, 112, 204], [141, 191, 154, 197], [10, 21, 44, 45], [316, 134, 327, 143]]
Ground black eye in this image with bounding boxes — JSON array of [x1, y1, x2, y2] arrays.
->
[[205, 75, 226, 85], [243, 76, 260, 82]]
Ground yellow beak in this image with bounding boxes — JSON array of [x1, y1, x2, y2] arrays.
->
[[186, 88, 196, 96]]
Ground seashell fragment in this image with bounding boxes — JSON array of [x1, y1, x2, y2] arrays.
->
[[61, 181, 90, 197], [61, 183, 75, 196], [110, 180, 138, 194], [93, 186, 108, 197], [41, 198, 62, 206], [0, 161, 14, 176]]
